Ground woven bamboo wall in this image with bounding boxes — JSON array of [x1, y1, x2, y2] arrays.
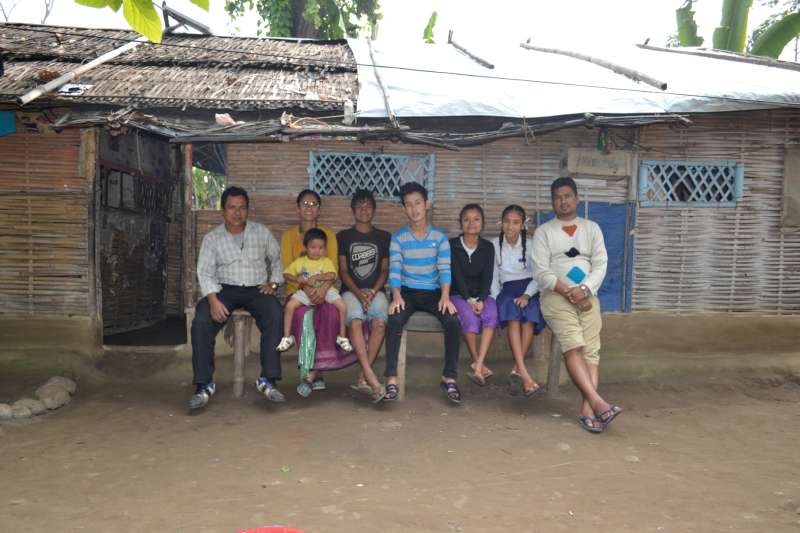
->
[[0, 120, 89, 316], [633, 109, 800, 314]]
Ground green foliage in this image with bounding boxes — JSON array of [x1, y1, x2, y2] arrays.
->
[[674, 0, 800, 57], [224, 0, 381, 38], [712, 0, 753, 52], [123, 0, 162, 43], [73, 0, 209, 43], [676, 1, 704, 46], [423, 11, 437, 44], [751, 12, 800, 56], [192, 167, 226, 210], [749, 0, 800, 51]]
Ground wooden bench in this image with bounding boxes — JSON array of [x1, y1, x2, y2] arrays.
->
[[227, 309, 563, 400], [397, 311, 562, 400]]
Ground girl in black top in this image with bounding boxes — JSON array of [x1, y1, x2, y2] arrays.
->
[[449, 204, 499, 385]]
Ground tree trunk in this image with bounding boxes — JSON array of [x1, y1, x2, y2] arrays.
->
[[291, 0, 319, 38]]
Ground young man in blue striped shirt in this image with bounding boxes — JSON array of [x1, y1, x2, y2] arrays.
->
[[384, 182, 463, 403]]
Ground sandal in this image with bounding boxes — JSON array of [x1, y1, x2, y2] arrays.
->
[[296, 379, 313, 398], [371, 386, 387, 405], [597, 405, 623, 427], [440, 381, 462, 404], [523, 380, 542, 398], [336, 336, 353, 352], [577, 415, 604, 434], [349, 382, 373, 395], [466, 371, 486, 386], [384, 383, 399, 402], [276, 335, 295, 352], [471, 363, 493, 380]]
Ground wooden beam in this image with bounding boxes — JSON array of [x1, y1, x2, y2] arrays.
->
[[182, 144, 196, 311], [80, 126, 103, 351]]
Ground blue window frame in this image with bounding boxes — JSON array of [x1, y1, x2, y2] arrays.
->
[[639, 160, 744, 207], [308, 151, 435, 201]]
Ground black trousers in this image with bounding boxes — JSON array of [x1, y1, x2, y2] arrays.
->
[[384, 288, 461, 379], [191, 285, 283, 385]]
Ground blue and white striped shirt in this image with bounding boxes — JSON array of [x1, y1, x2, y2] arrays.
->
[[389, 225, 451, 291]]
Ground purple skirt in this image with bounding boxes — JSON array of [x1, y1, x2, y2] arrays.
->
[[496, 278, 546, 333], [290, 303, 358, 371]]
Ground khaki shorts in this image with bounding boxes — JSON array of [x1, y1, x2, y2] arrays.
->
[[291, 287, 341, 306], [540, 291, 602, 365]]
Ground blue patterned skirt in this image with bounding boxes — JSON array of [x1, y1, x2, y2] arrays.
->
[[496, 278, 546, 333]]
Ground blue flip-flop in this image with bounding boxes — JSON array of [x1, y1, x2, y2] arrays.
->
[[597, 405, 623, 427], [577, 415, 604, 434]]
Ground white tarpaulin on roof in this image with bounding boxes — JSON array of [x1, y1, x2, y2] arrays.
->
[[348, 38, 800, 119]]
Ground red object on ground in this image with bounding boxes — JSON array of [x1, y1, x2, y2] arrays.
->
[[236, 528, 305, 533]]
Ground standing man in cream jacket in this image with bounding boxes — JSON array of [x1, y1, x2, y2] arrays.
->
[[533, 177, 622, 434]]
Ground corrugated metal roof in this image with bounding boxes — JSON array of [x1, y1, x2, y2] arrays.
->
[[0, 23, 357, 111]]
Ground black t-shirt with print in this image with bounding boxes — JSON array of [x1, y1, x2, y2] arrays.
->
[[337, 226, 391, 291]]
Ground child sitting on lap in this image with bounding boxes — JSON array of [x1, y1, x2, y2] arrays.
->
[[278, 228, 353, 353]]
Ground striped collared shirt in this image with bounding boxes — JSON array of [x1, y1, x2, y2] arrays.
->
[[197, 221, 283, 297], [389, 224, 451, 291]]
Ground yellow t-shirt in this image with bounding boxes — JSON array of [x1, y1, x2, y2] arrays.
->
[[284, 256, 336, 280], [281, 225, 338, 294]]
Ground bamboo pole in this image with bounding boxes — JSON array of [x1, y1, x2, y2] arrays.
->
[[519, 42, 668, 91], [17, 36, 149, 106], [448, 30, 495, 69], [637, 43, 800, 73], [366, 37, 399, 129]]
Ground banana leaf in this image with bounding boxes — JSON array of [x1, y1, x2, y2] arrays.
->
[[751, 12, 800, 58], [713, 0, 753, 52], [423, 11, 437, 44], [676, 1, 704, 46]]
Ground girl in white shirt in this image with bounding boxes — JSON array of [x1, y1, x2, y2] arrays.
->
[[490, 205, 546, 397]]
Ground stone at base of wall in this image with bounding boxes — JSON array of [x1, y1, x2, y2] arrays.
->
[[0, 316, 100, 357]]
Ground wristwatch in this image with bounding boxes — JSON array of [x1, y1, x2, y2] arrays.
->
[[579, 284, 591, 297], [269, 282, 279, 292]]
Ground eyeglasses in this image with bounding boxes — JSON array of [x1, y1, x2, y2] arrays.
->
[[301, 200, 319, 207]]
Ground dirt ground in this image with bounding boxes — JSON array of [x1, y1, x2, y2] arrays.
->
[[1, 347, 800, 533]]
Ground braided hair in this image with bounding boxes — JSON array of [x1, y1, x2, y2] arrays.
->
[[498, 204, 527, 267]]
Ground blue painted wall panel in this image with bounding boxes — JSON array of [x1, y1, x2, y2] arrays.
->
[[537, 202, 633, 313]]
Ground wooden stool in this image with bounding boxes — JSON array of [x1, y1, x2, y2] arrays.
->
[[396, 312, 444, 400], [230, 309, 254, 398]]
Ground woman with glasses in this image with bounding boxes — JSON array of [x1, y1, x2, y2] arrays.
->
[[281, 189, 357, 396]]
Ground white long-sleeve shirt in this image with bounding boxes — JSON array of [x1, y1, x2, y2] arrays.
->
[[532, 216, 607, 296], [196, 221, 283, 297], [490, 235, 539, 298]]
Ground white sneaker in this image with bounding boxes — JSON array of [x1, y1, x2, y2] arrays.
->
[[276, 335, 295, 352], [336, 336, 353, 352]]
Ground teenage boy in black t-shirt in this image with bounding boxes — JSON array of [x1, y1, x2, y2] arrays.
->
[[337, 189, 391, 402]]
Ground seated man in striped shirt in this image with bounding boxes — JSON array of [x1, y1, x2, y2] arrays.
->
[[384, 182, 462, 404]]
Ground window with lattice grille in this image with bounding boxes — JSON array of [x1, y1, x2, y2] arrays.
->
[[308, 151, 435, 201], [639, 160, 744, 207]]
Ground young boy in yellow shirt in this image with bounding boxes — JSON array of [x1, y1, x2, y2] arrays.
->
[[278, 228, 353, 354]]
